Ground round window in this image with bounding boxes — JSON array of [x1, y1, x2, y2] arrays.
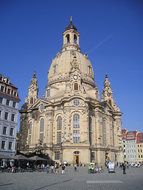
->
[[73, 99, 80, 106]]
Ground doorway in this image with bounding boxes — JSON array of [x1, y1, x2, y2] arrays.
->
[[74, 155, 79, 165], [73, 151, 80, 165]]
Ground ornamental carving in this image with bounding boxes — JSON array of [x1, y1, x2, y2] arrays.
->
[[31, 110, 40, 120], [70, 58, 79, 70]]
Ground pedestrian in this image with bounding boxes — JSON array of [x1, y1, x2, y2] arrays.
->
[[122, 163, 126, 174], [61, 164, 66, 174], [55, 162, 59, 174], [74, 164, 77, 171], [46, 164, 50, 173], [51, 165, 54, 173]]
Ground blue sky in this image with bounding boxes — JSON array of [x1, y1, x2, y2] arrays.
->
[[0, 0, 143, 131]]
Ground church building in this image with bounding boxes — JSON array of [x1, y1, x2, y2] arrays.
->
[[19, 19, 123, 165]]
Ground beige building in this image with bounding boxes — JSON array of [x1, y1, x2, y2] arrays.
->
[[19, 19, 123, 165], [136, 133, 143, 163]]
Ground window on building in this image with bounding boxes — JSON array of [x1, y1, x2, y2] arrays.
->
[[89, 117, 92, 145], [8, 142, 12, 150], [57, 131, 61, 144], [1, 86, 4, 92], [73, 99, 80, 106], [73, 114, 80, 128], [57, 116, 62, 130], [4, 112, 8, 120], [7, 88, 11, 94], [39, 118, 44, 143], [88, 66, 92, 75], [11, 114, 15, 122], [74, 83, 78, 90], [73, 130, 79, 134], [73, 136, 80, 143], [91, 151, 95, 161], [12, 102, 16, 108], [0, 110, 1, 118], [74, 34, 77, 44], [73, 114, 80, 143], [0, 97, 3, 104], [66, 34, 70, 43], [3, 127, 7, 135], [39, 133, 44, 142], [10, 128, 14, 136], [29, 122, 32, 134], [28, 135, 31, 145], [40, 118, 44, 132], [53, 65, 57, 74], [30, 97, 33, 104], [28, 122, 32, 145], [14, 91, 17, 97], [47, 89, 50, 97], [1, 141, 5, 149], [55, 151, 60, 160], [6, 99, 10, 106]]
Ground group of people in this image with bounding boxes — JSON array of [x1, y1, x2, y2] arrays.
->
[[45, 162, 66, 174]]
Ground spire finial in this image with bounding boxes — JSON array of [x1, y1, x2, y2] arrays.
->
[[70, 16, 72, 23], [105, 74, 108, 79], [32, 71, 36, 78]]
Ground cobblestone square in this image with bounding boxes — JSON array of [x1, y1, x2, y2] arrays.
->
[[0, 167, 143, 190]]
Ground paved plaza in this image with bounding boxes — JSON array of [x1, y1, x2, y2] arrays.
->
[[0, 166, 143, 190]]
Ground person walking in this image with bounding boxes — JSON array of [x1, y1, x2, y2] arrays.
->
[[61, 164, 66, 174], [122, 163, 126, 174], [74, 164, 77, 171]]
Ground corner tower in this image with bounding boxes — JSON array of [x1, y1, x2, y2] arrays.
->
[[25, 72, 38, 107]]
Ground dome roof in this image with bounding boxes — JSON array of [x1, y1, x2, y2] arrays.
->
[[65, 22, 77, 31], [48, 49, 94, 85], [65, 16, 77, 32]]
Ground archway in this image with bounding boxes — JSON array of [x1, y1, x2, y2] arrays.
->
[[73, 151, 80, 165]]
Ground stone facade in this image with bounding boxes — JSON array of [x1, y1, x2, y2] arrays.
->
[[122, 129, 143, 163], [19, 19, 123, 165], [0, 74, 20, 156]]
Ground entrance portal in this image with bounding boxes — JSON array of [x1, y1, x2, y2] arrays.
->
[[73, 151, 80, 165], [74, 155, 79, 165]]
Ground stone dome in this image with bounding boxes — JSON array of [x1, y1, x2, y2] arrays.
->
[[48, 19, 95, 87], [48, 49, 94, 85]]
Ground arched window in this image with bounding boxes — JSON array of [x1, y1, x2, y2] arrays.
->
[[39, 118, 44, 143], [89, 117, 92, 145], [74, 83, 78, 90], [73, 114, 80, 128], [29, 122, 32, 134], [57, 116, 62, 144], [66, 34, 70, 43], [57, 116, 62, 130], [109, 100, 112, 106], [30, 97, 33, 104], [40, 118, 44, 132], [88, 66, 92, 75], [74, 34, 77, 44], [28, 122, 32, 145], [73, 114, 80, 143]]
